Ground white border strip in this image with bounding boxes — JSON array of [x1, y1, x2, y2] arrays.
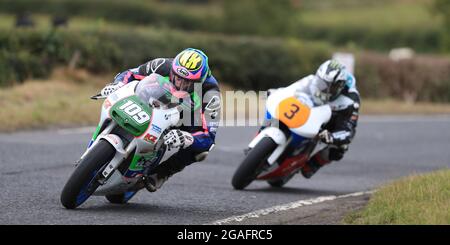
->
[[209, 190, 375, 225], [219, 116, 450, 126], [359, 115, 450, 123]]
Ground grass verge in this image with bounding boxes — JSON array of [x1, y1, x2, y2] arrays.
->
[[301, 1, 439, 32], [344, 169, 450, 224], [0, 69, 105, 132], [361, 99, 450, 115]]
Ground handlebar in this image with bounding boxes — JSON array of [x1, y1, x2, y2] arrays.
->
[[90, 93, 106, 100]]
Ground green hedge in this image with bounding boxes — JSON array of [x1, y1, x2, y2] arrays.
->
[[0, 28, 331, 90], [0, 29, 122, 86], [0, 0, 215, 31], [1, 0, 445, 53], [2, 27, 449, 102]]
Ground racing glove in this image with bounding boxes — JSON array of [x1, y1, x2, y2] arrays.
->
[[100, 83, 122, 97], [319, 130, 334, 144], [319, 130, 353, 146], [163, 129, 194, 149]]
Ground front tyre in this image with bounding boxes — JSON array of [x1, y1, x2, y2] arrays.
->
[[232, 138, 278, 190], [60, 140, 115, 209]]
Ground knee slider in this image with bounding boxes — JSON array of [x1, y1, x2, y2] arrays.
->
[[195, 152, 209, 162]]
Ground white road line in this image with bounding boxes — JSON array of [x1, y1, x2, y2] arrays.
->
[[53, 116, 450, 134], [220, 116, 450, 126], [359, 115, 450, 123], [208, 190, 375, 225]]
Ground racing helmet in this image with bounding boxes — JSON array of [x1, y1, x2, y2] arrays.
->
[[311, 60, 347, 105], [170, 48, 210, 93]]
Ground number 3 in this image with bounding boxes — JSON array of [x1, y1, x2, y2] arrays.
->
[[277, 97, 311, 128], [284, 103, 300, 120]]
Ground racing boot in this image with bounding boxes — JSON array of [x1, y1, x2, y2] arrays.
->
[[143, 155, 186, 192], [144, 173, 169, 192], [301, 153, 330, 179]]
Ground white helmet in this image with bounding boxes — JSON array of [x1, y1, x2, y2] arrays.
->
[[310, 60, 347, 105]]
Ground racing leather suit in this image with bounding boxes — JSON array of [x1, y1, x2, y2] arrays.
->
[[109, 58, 221, 178], [287, 71, 360, 178]]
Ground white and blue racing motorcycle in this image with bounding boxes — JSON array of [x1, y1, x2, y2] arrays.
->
[[231, 85, 332, 190]]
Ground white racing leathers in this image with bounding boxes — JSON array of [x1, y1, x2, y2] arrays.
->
[[286, 72, 360, 177]]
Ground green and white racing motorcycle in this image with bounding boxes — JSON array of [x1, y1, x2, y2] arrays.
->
[[60, 73, 193, 209]]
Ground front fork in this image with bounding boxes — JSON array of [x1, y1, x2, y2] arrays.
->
[[248, 126, 291, 165], [78, 121, 136, 183], [80, 122, 116, 160]]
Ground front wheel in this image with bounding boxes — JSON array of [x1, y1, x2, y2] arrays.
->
[[232, 138, 278, 190], [60, 140, 116, 209]]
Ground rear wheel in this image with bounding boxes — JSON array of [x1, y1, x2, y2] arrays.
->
[[60, 140, 115, 209], [231, 138, 278, 190], [105, 191, 137, 204], [267, 173, 295, 188]]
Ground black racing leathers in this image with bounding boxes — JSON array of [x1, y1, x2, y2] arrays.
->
[[324, 86, 360, 147]]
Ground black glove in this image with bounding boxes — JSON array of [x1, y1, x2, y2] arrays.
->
[[319, 130, 334, 144]]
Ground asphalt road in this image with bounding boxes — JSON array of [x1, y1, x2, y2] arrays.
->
[[0, 115, 449, 224]]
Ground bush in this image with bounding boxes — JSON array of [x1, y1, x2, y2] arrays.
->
[[0, 28, 332, 89], [0, 0, 296, 37], [0, 29, 123, 85], [0, 0, 215, 32], [2, 27, 449, 102], [221, 0, 296, 37], [3, 0, 442, 53], [356, 52, 450, 102]]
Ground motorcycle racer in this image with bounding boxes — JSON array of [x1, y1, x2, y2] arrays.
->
[[99, 48, 221, 191], [278, 60, 360, 179]]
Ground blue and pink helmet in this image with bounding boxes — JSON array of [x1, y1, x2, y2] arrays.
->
[[171, 48, 210, 92]]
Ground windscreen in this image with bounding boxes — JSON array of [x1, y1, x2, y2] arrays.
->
[[135, 74, 191, 108]]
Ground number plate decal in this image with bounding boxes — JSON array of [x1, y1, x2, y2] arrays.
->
[[119, 100, 150, 125], [276, 97, 311, 128]]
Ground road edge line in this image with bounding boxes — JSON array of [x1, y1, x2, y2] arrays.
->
[[207, 190, 375, 225]]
